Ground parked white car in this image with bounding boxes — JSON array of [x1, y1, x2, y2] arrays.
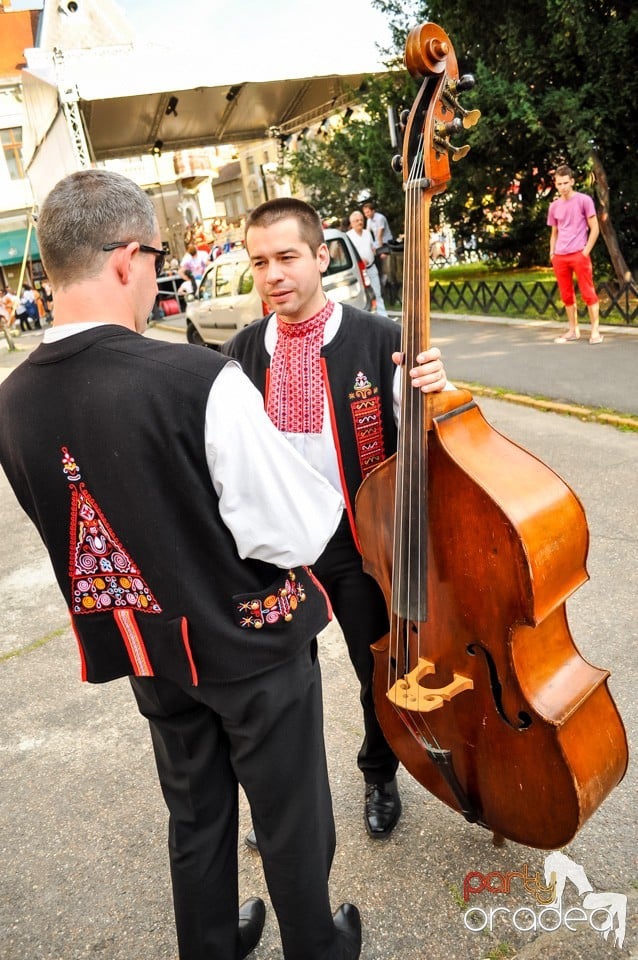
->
[[185, 228, 373, 347]]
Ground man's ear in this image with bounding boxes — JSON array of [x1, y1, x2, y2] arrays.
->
[[113, 243, 136, 285], [317, 242, 330, 275]]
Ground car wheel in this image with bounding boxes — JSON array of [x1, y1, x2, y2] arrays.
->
[[186, 320, 206, 346]]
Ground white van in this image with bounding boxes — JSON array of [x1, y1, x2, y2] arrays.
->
[[185, 228, 373, 347]]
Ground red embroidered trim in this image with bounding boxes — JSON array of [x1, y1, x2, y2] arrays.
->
[[267, 300, 334, 433], [349, 371, 386, 479], [180, 617, 199, 686], [62, 448, 162, 616], [114, 609, 154, 677], [236, 571, 307, 629], [304, 565, 333, 621], [69, 617, 88, 682]]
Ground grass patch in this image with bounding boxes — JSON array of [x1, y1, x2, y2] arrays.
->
[[0, 625, 68, 663]]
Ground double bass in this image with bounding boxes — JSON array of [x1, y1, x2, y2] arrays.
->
[[355, 22, 627, 849]]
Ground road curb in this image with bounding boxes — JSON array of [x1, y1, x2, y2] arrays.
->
[[456, 381, 638, 431]]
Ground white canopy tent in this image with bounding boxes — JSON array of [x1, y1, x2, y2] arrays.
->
[[21, 19, 386, 204]]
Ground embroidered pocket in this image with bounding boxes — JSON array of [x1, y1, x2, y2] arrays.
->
[[233, 570, 307, 630]]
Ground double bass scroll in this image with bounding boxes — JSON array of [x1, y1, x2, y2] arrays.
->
[[355, 22, 628, 849]]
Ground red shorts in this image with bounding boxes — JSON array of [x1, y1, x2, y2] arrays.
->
[[551, 251, 598, 307]]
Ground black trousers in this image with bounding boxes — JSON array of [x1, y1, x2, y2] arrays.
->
[[313, 514, 399, 785], [130, 641, 345, 960]]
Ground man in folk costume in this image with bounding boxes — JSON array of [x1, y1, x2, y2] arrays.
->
[[222, 198, 451, 843], [0, 171, 364, 960]]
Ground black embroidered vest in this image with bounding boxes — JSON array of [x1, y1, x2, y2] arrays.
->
[[223, 305, 401, 543], [0, 326, 330, 685]]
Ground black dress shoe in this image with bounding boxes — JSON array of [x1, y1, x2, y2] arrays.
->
[[238, 896, 266, 958], [333, 902, 361, 959], [244, 828, 259, 852], [364, 778, 401, 839]]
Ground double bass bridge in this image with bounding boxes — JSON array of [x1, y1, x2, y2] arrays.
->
[[388, 657, 473, 713]]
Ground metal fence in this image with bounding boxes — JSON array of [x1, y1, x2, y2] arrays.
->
[[430, 278, 638, 324], [383, 253, 638, 325]]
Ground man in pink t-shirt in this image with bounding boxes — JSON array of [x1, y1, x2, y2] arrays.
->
[[547, 164, 602, 344]]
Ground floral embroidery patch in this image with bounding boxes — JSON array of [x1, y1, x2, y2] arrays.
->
[[62, 448, 162, 616], [349, 371, 386, 478], [235, 571, 307, 629]]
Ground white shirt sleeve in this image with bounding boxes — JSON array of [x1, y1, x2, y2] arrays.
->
[[205, 362, 344, 566]]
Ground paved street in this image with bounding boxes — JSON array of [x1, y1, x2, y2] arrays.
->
[[1, 317, 636, 959]]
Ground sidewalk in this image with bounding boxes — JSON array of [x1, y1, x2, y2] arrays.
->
[[149, 309, 638, 425], [7, 311, 632, 425], [2, 313, 636, 959]]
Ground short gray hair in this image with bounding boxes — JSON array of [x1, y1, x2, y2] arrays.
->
[[37, 169, 157, 288]]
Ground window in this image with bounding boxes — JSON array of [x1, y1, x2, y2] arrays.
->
[[236, 264, 254, 296], [199, 269, 215, 300], [325, 238, 352, 276], [1, 127, 24, 180], [214, 262, 234, 298]]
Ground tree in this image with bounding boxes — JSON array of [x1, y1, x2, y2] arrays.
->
[[371, 0, 638, 279], [281, 71, 417, 232]]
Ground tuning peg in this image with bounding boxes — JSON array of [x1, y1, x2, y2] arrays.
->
[[399, 109, 411, 129], [391, 154, 403, 173], [458, 107, 481, 130], [433, 135, 471, 162], [435, 118, 463, 138], [453, 74, 476, 93], [441, 83, 482, 130]]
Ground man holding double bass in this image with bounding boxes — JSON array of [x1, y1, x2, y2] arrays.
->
[[222, 196, 451, 844]]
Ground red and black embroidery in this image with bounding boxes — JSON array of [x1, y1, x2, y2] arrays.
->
[[234, 570, 307, 629], [349, 371, 386, 478], [62, 447, 161, 616]]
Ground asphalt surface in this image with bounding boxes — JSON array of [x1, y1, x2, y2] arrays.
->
[[1, 315, 636, 960]]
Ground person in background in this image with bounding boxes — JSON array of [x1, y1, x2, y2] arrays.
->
[[178, 244, 209, 286], [20, 284, 41, 330], [40, 279, 54, 323], [362, 199, 393, 253], [222, 197, 450, 847], [1, 289, 20, 329], [362, 200, 394, 303], [346, 210, 387, 316], [548, 164, 602, 344], [0, 170, 362, 960]]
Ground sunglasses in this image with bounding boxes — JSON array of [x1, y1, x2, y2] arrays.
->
[[102, 241, 166, 277]]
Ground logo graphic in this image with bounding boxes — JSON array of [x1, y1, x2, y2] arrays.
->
[[462, 851, 626, 949]]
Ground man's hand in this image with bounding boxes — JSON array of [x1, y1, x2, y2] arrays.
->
[[392, 347, 449, 393]]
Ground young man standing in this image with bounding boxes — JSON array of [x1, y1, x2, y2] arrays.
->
[[547, 165, 602, 344], [222, 198, 450, 845]]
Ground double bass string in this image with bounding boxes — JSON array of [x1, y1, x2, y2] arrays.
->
[[389, 118, 448, 759], [389, 127, 432, 729]]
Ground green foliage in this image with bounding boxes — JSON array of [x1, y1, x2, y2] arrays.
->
[[351, 0, 638, 271], [282, 72, 417, 230]]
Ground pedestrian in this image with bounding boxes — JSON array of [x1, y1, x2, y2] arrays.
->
[[178, 243, 209, 285], [0, 170, 362, 960], [40, 278, 54, 322], [1, 289, 19, 328], [20, 283, 41, 329], [221, 197, 450, 846], [362, 199, 394, 303], [14, 293, 31, 331], [346, 209, 387, 315], [547, 164, 603, 344]]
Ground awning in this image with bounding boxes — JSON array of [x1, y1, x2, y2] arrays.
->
[[0, 228, 40, 266]]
